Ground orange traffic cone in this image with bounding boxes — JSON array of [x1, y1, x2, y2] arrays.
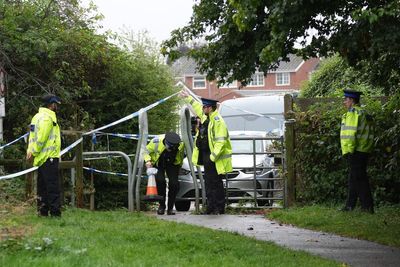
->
[[143, 167, 162, 201]]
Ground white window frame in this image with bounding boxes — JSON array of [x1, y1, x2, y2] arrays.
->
[[248, 73, 264, 87], [276, 72, 290, 86], [219, 80, 238, 89], [193, 76, 206, 89]]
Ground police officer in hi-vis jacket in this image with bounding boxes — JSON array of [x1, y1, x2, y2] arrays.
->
[[340, 89, 374, 213], [144, 132, 185, 215], [27, 94, 62, 217], [179, 90, 232, 215]]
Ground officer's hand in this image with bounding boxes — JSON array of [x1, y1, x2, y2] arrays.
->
[[179, 89, 189, 98], [26, 152, 33, 162], [145, 161, 152, 169]]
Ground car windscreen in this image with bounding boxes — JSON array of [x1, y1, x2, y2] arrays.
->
[[223, 114, 283, 132], [231, 139, 263, 153]]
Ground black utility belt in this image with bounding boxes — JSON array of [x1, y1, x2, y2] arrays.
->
[[47, 158, 59, 163]]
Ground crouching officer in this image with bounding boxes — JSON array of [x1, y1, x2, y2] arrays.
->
[[340, 89, 374, 213], [26, 94, 62, 217], [144, 132, 185, 215]]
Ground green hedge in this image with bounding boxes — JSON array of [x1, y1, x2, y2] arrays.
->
[[294, 93, 400, 205]]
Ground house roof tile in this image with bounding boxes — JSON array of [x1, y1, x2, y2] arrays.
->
[[171, 54, 306, 77]]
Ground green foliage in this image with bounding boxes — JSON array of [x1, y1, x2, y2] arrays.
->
[[294, 94, 400, 205], [301, 55, 383, 98], [162, 1, 400, 93], [1, 0, 179, 209]]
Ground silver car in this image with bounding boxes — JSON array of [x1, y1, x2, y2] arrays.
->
[[175, 131, 280, 211]]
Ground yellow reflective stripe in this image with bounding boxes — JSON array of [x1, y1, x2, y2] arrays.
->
[[211, 152, 217, 159], [41, 146, 57, 152], [190, 99, 195, 105], [220, 154, 232, 159], [154, 142, 158, 154], [341, 126, 357, 131], [214, 137, 227, 141], [341, 135, 355, 140]]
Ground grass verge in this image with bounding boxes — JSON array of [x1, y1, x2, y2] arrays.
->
[[267, 204, 400, 247], [0, 204, 340, 267]]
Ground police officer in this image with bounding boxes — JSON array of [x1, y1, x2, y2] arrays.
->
[[144, 132, 185, 215], [179, 90, 232, 215], [340, 89, 374, 213], [26, 94, 62, 217]]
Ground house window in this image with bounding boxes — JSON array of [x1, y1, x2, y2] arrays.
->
[[276, 73, 290, 86], [248, 73, 264, 86], [219, 80, 238, 89], [193, 76, 206, 89]]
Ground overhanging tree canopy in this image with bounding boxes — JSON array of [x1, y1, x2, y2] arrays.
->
[[162, 0, 400, 93]]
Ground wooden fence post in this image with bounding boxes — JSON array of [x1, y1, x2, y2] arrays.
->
[[75, 134, 84, 208], [284, 94, 295, 207], [23, 158, 34, 199]]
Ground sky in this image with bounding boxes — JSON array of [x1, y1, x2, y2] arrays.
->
[[82, 0, 195, 44]]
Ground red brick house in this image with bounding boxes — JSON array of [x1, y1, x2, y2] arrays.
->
[[172, 55, 320, 102]]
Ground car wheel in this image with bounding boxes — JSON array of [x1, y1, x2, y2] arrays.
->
[[258, 174, 274, 207], [175, 201, 191, 211]]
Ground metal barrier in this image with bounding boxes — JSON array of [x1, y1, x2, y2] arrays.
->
[[175, 134, 286, 210], [132, 109, 149, 211], [179, 106, 205, 213], [227, 135, 286, 208], [82, 151, 133, 211]]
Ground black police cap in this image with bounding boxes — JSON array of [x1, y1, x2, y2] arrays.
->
[[42, 94, 61, 104], [165, 132, 181, 146], [343, 89, 362, 99], [201, 97, 218, 107]]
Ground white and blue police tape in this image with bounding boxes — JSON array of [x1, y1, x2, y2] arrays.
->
[[95, 132, 156, 140], [84, 92, 179, 136], [1, 92, 179, 181], [83, 167, 128, 177], [0, 138, 83, 181], [0, 133, 29, 150], [60, 137, 83, 156], [0, 166, 38, 181]]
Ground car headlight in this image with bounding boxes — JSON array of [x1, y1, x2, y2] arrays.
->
[[242, 163, 264, 175]]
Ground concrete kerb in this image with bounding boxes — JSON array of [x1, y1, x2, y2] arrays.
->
[[156, 212, 400, 267]]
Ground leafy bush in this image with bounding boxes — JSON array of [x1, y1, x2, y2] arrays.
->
[[294, 93, 400, 205]]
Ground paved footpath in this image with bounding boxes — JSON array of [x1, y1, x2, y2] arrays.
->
[[158, 213, 400, 267]]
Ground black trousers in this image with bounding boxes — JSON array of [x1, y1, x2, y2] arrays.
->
[[37, 158, 61, 216], [155, 162, 180, 211], [203, 153, 225, 213], [345, 151, 374, 211]]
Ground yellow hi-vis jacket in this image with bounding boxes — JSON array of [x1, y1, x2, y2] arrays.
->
[[340, 105, 374, 155], [27, 107, 61, 167], [144, 134, 185, 166], [184, 96, 233, 175]]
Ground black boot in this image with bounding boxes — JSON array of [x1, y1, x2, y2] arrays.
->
[[167, 210, 175, 215], [157, 206, 165, 215]]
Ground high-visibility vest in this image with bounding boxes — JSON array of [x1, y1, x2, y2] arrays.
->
[[340, 105, 374, 155], [27, 107, 61, 167], [185, 96, 233, 175], [144, 134, 185, 166]]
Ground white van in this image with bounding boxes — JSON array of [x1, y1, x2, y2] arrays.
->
[[218, 95, 285, 135]]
